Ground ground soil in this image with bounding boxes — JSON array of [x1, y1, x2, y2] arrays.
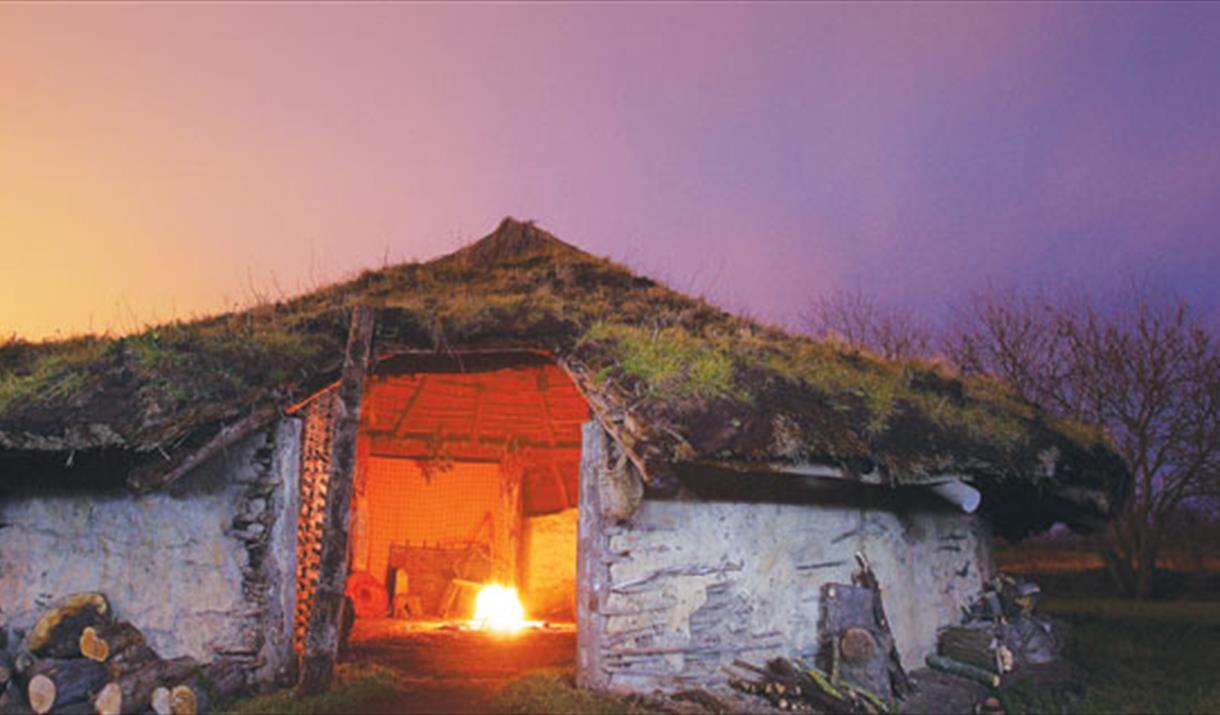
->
[[343, 618, 577, 713]]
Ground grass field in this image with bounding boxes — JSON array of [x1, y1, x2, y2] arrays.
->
[[1000, 597, 1220, 715], [231, 595, 1220, 714]]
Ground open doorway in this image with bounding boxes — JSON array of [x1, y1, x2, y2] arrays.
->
[[294, 350, 590, 674], [348, 350, 588, 627]]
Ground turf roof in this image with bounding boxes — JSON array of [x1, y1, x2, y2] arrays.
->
[[0, 218, 1127, 533]]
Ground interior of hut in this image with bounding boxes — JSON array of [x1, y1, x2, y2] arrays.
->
[[337, 351, 589, 633]]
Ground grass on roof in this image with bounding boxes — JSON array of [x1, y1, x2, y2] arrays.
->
[[0, 232, 1109, 463]]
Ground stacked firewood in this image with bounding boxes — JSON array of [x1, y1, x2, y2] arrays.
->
[[926, 574, 1063, 689], [0, 593, 248, 715]]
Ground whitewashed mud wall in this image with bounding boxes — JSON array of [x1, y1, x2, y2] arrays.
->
[[576, 423, 993, 693], [0, 419, 301, 685], [523, 508, 577, 620]]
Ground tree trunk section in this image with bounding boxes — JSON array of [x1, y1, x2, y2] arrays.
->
[[296, 306, 375, 697]]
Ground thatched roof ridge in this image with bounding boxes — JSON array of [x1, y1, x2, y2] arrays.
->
[[0, 218, 1128, 535]]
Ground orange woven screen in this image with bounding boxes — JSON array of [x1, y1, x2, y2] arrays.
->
[[362, 457, 501, 589], [293, 389, 336, 655]]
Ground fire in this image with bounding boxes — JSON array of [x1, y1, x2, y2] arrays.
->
[[471, 584, 527, 633]]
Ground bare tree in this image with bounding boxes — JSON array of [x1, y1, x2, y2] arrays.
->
[[803, 289, 933, 361], [949, 286, 1220, 598]]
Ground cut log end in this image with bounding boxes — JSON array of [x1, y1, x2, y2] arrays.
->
[[169, 684, 199, 715], [81, 622, 146, 665], [151, 686, 172, 715], [28, 673, 56, 715], [80, 627, 109, 662], [93, 681, 122, 715]]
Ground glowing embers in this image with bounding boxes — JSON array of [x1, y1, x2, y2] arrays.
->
[[470, 584, 530, 633]]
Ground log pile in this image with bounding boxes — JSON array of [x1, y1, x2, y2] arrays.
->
[[926, 573, 1064, 689], [1, 592, 250, 714]]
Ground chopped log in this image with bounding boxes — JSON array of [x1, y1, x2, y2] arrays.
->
[[151, 686, 171, 715], [925, 654, 1000, 688], [27, 592, 114, 658], [92, 682, 122, 715], [297, 306, 374, 697], [105, 642, 160, 679], [80, 622, 145, 663], [99, 656, 201, 715], [25, 658, 108, 715], [938, 626, 1003, 674], [169, 684, 200, 715]]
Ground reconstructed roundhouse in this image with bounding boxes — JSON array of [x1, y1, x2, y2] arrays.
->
[[0, 219, 1125, 695]]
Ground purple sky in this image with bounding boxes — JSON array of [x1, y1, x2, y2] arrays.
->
[[3, 2, 1218, 339]]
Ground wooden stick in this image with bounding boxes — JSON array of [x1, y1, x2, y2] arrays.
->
[[127, 407, 279, 492]]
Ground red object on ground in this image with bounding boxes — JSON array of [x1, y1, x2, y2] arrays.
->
[[346, 571, 389, 618]]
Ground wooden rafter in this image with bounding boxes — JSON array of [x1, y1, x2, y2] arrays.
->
[[391, 375, 428, 439]]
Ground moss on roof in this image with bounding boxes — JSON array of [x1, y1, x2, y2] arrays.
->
[[0, 218, 1126, 532]]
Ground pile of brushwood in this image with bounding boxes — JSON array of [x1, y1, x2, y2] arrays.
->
[[926, 574, 1065, 688], [729, 657, 892, 713], [0, 592, 249, 715]]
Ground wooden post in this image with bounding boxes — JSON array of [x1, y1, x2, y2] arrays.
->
[[575, 422, 612, 689], [493, 454, 525, 587], [296, 307, 375, 697]]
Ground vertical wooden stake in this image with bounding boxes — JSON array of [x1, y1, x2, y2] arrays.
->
[[576, 422, 612, 689], [296, 307, 375, 697]]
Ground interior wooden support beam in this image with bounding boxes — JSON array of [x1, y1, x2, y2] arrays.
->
[[390, 375, 428, 438], [297, 306, 375, 697]]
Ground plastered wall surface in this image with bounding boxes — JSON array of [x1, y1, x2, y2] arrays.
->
[[524, 508, 577, 619], [0, 420, 300, 683], [593, 495, 992, 692]]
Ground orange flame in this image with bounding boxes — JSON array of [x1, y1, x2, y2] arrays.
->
[[471, 584, 527, 633]]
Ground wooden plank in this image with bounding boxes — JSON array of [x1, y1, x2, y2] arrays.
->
[[296, 306, 375, 697]]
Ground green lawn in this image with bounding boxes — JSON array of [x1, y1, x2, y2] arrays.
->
[[1001, 598, 1220, 714], [229, 599, 1220, 714]]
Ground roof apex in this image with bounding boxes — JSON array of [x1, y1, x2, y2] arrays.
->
[[439, 216, 579, 268]]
